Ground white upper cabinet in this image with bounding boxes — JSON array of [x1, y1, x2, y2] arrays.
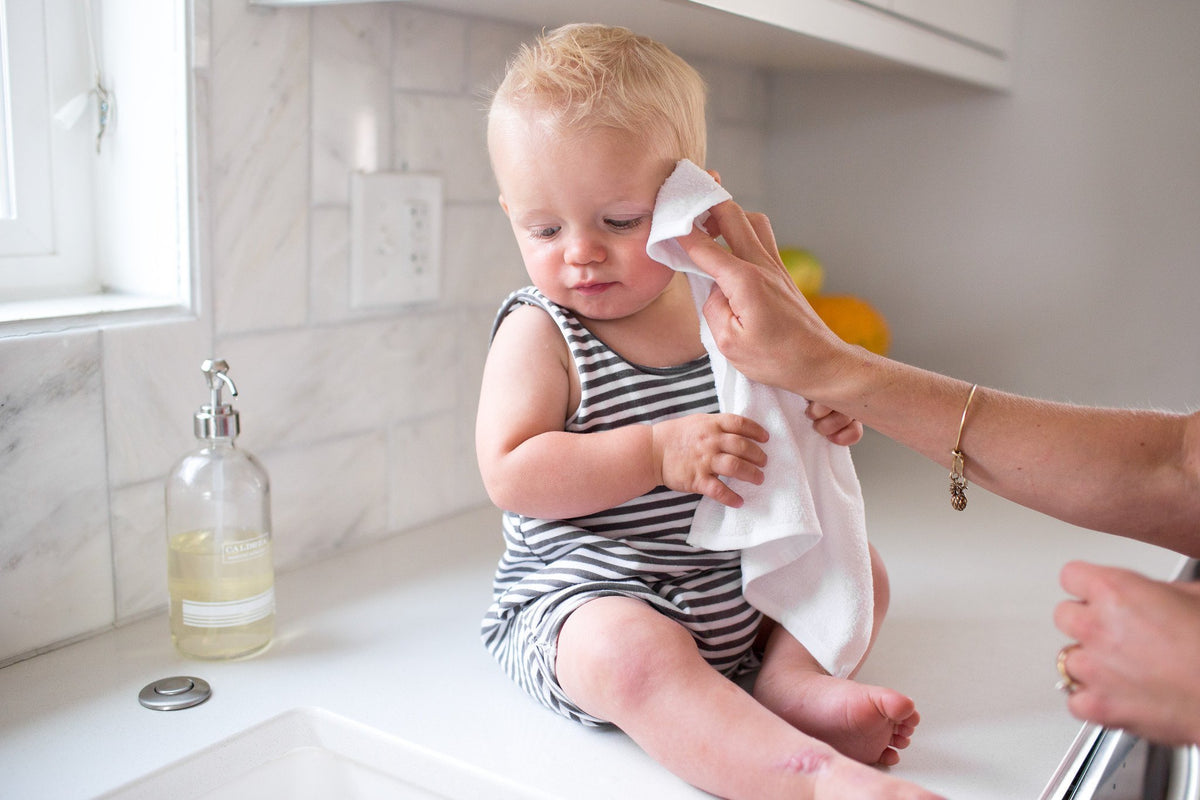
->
[[250, 0, 1014, 90], [685, 0, 1013, 87], [853, 0, 1013, 54]]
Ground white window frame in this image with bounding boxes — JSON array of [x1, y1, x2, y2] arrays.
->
[[0, 0, 193, 333]]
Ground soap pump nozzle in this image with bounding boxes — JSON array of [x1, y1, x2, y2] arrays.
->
[[194, 358, 241, 440]]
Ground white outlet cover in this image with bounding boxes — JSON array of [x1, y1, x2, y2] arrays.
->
[[350, 172, 443, 308]]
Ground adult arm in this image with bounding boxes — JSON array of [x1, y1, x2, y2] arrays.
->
[[679, 200, 1200, 556]]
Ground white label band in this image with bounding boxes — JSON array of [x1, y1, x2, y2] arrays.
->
[[181, 587, 275, 628]]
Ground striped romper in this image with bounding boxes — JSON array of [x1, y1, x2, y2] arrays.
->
[[480, 286, 763, 727]]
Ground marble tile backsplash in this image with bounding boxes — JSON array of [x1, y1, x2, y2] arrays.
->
[[0, 0, 769, 666]]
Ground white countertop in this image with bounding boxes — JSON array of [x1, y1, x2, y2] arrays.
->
[[0, 436, 1183, 799]]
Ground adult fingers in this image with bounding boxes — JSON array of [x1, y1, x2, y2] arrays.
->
[[1055, 562, 1118, 643], [688, 200, 778, 280], [677, 224, 745, 286], [1053, 597, 1091, 641], [1059, 560, 1100, 598], [745, 211, 785, 270], [1057, 642, 1096, 696], [1059, 560, 1133, 602]]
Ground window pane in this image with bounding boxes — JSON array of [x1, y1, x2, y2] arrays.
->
[[0, 0, 16, 221], [0, 0, 55, 261]]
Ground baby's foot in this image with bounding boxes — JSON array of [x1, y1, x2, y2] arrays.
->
[[756, 671, 919, 766]]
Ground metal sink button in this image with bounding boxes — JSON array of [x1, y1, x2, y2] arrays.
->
[[139, 676, 211, 711], [153, 676, 195, 695]]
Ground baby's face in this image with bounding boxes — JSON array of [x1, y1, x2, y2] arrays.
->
[[490, 109, 678, 322]]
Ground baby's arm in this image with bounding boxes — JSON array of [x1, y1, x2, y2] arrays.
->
[[476, 305, 767, 520]]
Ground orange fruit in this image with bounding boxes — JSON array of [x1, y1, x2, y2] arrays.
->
[[808, 294, 890, 356]]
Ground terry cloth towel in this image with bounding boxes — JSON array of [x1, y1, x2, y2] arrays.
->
[[645, 159, 873, 679]]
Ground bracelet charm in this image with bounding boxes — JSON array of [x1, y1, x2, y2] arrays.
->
[[950, 450, 968, 511]]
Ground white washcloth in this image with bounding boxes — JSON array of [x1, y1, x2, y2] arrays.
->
[[646, 159, 873, 678]]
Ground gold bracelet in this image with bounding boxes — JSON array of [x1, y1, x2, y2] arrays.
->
[[949, 383, 978, 511]]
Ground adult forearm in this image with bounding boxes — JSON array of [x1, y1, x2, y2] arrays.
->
[[822, 351, 1200, 554], [682, 200, 1200, 553]]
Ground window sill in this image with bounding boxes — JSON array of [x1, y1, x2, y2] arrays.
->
[[0, 292, 196, 338]]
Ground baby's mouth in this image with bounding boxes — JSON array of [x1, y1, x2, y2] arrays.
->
[[574, 281, 615, 296]]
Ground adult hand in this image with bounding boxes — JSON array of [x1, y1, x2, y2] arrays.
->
[[1053, 560, 1200, 746], [677, 200, 856, 398]]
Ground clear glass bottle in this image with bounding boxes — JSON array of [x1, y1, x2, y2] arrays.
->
[[165, 359, 275, 659]]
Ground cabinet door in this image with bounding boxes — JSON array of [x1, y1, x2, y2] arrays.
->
[[252, 0, 1014, 89]]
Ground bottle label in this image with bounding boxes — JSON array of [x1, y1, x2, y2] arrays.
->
[[181, 587, 275, 628], [221, 532, 270, 564]]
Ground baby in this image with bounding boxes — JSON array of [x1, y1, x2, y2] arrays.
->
[[476, 23, 931, 800]]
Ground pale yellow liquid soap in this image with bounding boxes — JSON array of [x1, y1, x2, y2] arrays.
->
[[168, 528, 275, 659]]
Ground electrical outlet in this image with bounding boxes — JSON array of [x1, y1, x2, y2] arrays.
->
[[350, 172, 442, 308]]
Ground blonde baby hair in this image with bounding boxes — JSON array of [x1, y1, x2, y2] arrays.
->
[[489, 23, 707, 165]]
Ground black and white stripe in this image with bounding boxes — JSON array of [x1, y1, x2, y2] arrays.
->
[[480, 287, 761, 726]]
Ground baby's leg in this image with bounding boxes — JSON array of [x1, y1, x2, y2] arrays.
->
[[556, 595, 940, 800], [753, 544, 920, 766]]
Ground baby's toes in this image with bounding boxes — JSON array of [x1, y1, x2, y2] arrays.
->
[[877, 691, 917, 724], [894, 715, 919, 739], [888, 705, 919, 751]]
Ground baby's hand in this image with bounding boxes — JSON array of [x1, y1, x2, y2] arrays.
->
[[651, 413, 769, 507], [806, 401, 863, 446]]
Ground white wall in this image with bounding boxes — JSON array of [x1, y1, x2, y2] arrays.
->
[[0, 0, 771, 666], [765, 0, 1200, 411]]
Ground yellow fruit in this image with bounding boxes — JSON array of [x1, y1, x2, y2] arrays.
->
[[808, 294, 891, 356], [779, 248, 824, 297]]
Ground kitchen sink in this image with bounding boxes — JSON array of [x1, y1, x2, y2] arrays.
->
[[100, 707, 555, 800], [1040, 724, 1199, 800]]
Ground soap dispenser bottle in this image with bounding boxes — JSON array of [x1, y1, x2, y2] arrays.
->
[[165, 359, 275, 659]]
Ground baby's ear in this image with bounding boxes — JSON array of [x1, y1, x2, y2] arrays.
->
[[706, 169, 722, 185], [498, 195, 509, 215]]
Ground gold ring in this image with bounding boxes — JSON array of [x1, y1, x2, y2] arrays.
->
[[1056, 643, 1081, 694]]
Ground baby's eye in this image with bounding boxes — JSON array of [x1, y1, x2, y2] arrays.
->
[[605, 217, 645, 231], [529, 225, 560, 240]]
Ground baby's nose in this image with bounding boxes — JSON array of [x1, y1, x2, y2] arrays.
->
[[564, 232, 606, 266]]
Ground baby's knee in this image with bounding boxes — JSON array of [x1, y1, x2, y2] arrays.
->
[[557, 597, 693, 714]]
